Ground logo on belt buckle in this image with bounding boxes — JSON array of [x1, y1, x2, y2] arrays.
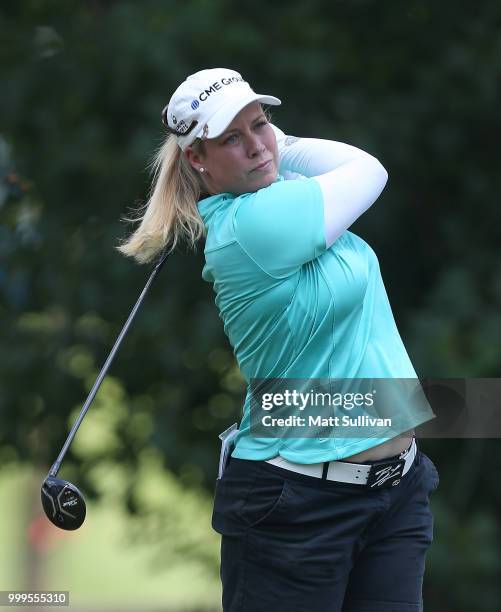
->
[[367, 460, 405, 489]]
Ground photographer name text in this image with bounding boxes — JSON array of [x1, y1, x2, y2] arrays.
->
[[261, 415, 392, 427]]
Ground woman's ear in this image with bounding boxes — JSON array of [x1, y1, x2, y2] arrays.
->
[[184, 145, 205, 173]]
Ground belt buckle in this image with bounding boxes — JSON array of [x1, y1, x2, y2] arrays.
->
[[366, 459, 405, 489]]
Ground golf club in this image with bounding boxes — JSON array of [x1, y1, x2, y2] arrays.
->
[[41, 249, 170, 530]]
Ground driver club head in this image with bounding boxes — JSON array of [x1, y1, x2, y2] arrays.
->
[[41, 476, 86, 530]]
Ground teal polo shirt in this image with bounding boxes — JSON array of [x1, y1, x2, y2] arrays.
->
[[198, 176, 419, 462]]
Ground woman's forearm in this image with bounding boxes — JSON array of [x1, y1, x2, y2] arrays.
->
[[272, 124, 377, 176], [315, 157, 388, 247]]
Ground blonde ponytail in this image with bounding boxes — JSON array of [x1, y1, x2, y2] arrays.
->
[[116, 135, 206, 265]]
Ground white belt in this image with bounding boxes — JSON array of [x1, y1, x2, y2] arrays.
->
[[264, 437, 417, 488]]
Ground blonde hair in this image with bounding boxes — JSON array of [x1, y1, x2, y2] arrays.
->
[[116, 136, 206, 265]]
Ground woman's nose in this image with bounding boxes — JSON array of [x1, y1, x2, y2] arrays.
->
[[245, 133, 266, 156]]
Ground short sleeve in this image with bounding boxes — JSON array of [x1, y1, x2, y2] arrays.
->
[[233, 177, 326, 278]]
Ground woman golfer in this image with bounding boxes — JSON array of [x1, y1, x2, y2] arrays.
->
[[117, 68, 439, 612]]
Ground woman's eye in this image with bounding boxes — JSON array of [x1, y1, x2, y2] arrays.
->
[[224, 134, 238, 145], [254, 119, 268, 130]]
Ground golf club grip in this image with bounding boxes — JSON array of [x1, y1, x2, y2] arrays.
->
[[49, 250, 170, 477]]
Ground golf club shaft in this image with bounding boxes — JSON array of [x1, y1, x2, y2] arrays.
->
[[48, 250, 170, 478]]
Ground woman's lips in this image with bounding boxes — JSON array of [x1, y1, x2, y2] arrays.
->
[[251, 159, 273, 172]]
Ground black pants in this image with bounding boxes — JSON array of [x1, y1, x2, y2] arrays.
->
[[211, 445, 439, 611]]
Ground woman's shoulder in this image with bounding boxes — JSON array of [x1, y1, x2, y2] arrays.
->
[[233, 175, 323, 215]]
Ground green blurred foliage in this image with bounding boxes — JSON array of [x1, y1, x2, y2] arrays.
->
[[1, 1, 501, 609]]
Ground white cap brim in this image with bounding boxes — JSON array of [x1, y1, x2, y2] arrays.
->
[[182, 91, 281, 148]]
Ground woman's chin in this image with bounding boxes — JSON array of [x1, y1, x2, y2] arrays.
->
[[229, 170, 279, 195], [253, 170, 279, 191]]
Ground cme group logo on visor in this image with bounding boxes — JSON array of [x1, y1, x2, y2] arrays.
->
[[192, 76, 246, 106]]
